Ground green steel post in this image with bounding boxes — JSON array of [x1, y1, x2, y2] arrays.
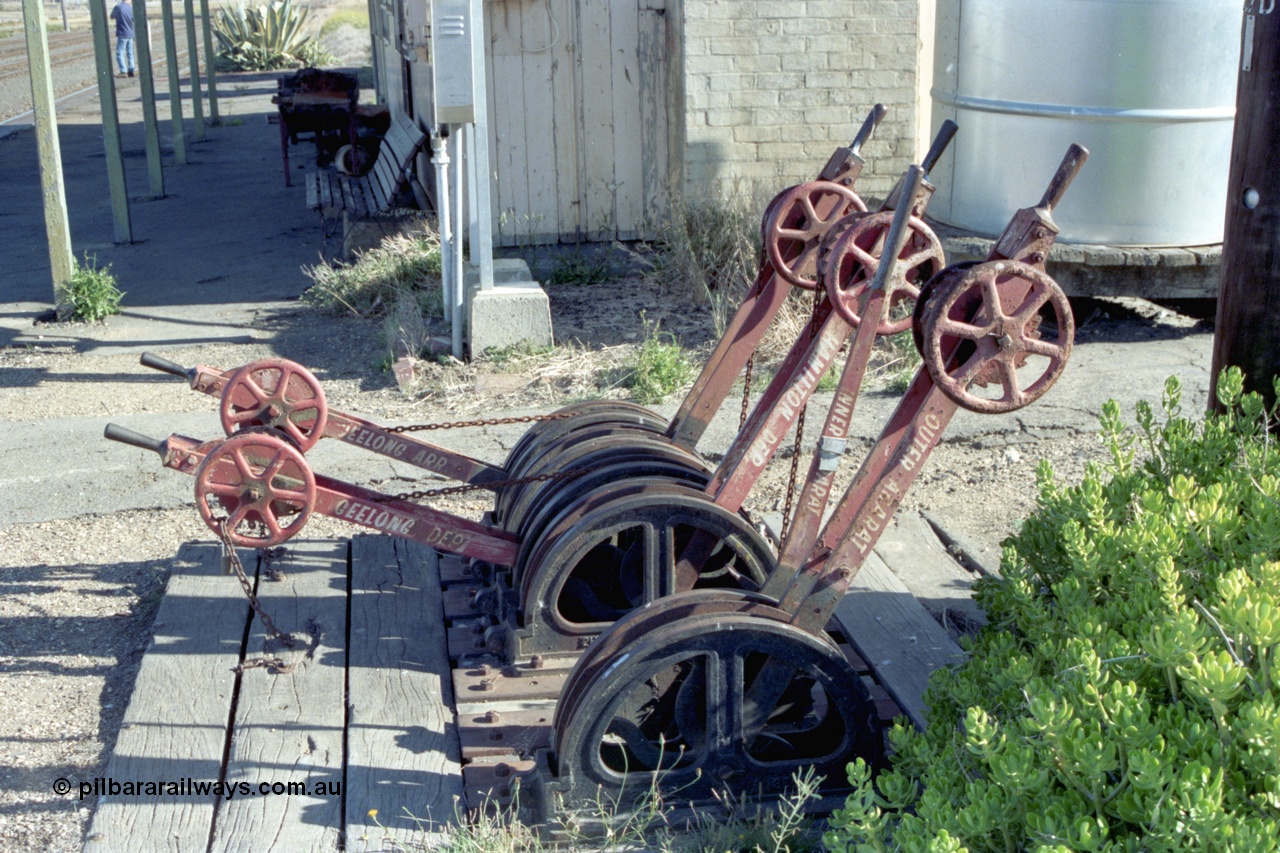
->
[[134, 0, 165, 195], [21, 0, 75, 310], [89, 0, 133, 243], [199, 0, 219, 123], [160, 0, 186, 164], [182, 0, 204, 138]]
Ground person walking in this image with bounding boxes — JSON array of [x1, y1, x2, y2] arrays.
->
[[109, 0, 136, 78]]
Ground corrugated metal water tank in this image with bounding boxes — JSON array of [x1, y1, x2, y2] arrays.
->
[[929, 0, 1240, 246]]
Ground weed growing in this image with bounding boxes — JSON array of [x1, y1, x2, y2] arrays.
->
[[644, 187, 761, 335], [626, 319, 694, 405], [366, 768, 825, 853], [57, 255, 125, 323], [547, 251, 615, 287], [303, 230, 442, 318]]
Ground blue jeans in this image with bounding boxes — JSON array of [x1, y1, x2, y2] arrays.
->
[[116, 37, 135, 74]]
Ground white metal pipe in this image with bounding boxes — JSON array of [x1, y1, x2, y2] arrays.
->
[[451, 129, 465, 359], [430, 133, 454, 355]]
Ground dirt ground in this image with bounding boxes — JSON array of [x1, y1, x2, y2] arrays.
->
[[0, 270, 1211, 851]]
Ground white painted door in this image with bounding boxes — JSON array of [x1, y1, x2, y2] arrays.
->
[[484, 0, 671, 245]]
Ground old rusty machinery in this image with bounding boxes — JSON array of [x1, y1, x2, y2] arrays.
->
[[105, 120, 1088, 815]]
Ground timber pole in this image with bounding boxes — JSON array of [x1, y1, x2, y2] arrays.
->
[[135, 0, 165, 196], [89, 0, 133, 243], [1212, 3, 1280, 409], [182, 0, 204, 138], [21, 0, 75, 312], [160, 0, 186, 163], [199, 0, 219, 123]]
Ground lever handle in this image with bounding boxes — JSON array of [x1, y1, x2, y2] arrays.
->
[[1038, 143, 1090, 211], [104, 423, 166, 455], [869, 166, 924, 293], [849, 104, 888, 155], [140, 352, 193, 380], [921, 119, 959, 175]]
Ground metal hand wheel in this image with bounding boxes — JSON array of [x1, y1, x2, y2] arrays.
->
[[763, 181, 866, 289], [194, 432, 317, 547], [219, 358, 328, 452], [920, 260, 1074, 413], [823, 209, 945, 335]]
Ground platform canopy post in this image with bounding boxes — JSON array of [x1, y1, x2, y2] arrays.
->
[[199, 0, 220, 123], [160, 0, 186, 163], [21, 0, 75, 312], [1212, 3, 1280, 409], [135, 0, 166, 196], [89, 0, 134, 243]]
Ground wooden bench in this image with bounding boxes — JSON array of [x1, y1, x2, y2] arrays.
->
[[306, 120, 430, 218]]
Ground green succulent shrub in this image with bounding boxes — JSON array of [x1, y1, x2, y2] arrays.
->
[[826, 369, 1280, 852], [212, 0, 331, 71]]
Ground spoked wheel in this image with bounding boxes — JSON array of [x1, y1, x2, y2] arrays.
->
[[763, 181, 867, 289], [921, 260, 1074, 413], [194, 433, 317, 547], [823, 209, 945, 335], [219, 358, 328, 452], [911, 261, 980, 356], [549, 610, 883, 809], [508, 482, 774, 658]]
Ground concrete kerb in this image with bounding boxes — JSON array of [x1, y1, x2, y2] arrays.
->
[[0, 301, 302, 354]]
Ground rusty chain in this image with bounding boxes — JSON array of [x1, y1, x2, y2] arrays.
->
[[383, 412, 574, 434], [373, 462, 614, 504], [739, 355, 754, 431], [782, 284, 826, 526], [217, 521, 298, 674]]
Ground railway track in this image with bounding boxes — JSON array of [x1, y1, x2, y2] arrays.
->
[[0, 22, 190, 123], [0, 30, 96, 84]]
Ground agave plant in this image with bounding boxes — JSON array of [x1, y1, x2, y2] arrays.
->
[[213, 0, 330, 71]]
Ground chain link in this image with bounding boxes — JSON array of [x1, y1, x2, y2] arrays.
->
[[373, 462, 610, 504], [739, 354, 754, 431], [782, 284, 826, 528], [384, 412, 573, 434], [218, 522, 299, 674]]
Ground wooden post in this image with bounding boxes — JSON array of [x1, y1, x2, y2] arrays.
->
[[1212, 4, 1280, 409], [135, 0, 165, 195], [199, 0, 219, 123], [160, 0, 186, 163], [21, 0, 75, 311], [182, 0, 204, 138], [89, 0, 133, 243]]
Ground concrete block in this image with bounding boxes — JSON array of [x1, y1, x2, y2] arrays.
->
[[467, 261, 554, 357]]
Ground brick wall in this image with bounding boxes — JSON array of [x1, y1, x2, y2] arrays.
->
[[682, 0, 921, 203]]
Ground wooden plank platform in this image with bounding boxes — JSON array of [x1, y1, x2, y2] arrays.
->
[[88, 513, 978, 849], [84, 536, 462, 853]]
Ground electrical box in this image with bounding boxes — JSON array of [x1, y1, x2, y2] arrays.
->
[[429, 0, 476, 125]]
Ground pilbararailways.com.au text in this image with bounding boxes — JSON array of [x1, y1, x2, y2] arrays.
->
[[62, 777, 341, 801]]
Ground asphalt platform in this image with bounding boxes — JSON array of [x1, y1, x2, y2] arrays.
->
[[0, 72, 1218, 530]]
